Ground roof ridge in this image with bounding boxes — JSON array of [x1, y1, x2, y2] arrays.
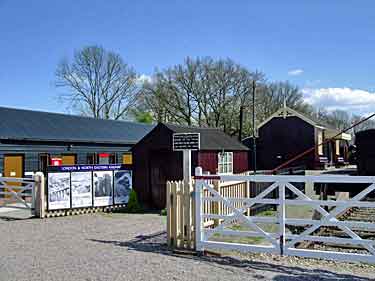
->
[[0, 106, 154, 127], [163, 122, 223, 130]]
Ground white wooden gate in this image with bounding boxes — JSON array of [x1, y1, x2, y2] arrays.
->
[[194, 169, 375, 264], [0, 177, 36, 214]]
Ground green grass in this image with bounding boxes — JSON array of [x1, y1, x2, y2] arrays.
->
[[212, 232, 265, 244], [257, 210, 276, 217], [208, 206, 314, 245], [210, 209, 279, 245]]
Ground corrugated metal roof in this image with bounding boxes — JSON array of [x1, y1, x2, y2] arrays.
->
[[163, 123, 249, 151], [0, 107, 155, 144]]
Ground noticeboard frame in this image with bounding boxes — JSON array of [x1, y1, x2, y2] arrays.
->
[[172, 132, 200, 151]]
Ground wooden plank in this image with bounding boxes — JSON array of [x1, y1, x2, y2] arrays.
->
[[178, 181, 183, 248], [166, 182, 172, 247], [185, 181, 190, 249], [171, 182, 177, 248]]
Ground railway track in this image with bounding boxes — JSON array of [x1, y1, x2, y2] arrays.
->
[[295, 205, 375, 254]]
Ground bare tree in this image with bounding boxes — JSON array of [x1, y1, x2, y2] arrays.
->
[[139, 57, 312, 139], [56, 46, 139, 120], [256, 81, 313, 122]]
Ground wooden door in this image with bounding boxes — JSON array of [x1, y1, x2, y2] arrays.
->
[[4, 155, 24, 178], [61, 155, 76, 165], [150, 155, 166, 209], [3, 155, 24, 197]]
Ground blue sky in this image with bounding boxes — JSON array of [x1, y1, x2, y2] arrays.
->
[[1, 1, 374, 115]]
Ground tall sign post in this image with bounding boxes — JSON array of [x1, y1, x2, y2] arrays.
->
[[252, 80, 257, 173], [173, 132, 200, 247], [173, 133, 200, 185]]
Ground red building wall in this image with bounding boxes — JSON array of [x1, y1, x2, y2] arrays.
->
[[196, 150, 249, 174], [233, 151, 249, 173]]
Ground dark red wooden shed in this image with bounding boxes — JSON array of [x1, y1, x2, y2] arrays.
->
[[132, 123, 249, 209], [243, 106, 351, 171]]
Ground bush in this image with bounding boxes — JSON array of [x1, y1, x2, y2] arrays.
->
[[125, 190, 143, 213], [160, 208, 167, 216]]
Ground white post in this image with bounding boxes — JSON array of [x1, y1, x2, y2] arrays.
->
[[194, 166, 203, 252], [246, 179, 251, 216], [33, 172, 45, 219], [278, 182, 286, 255], [183, 150, 192, 246], [183, 150, 192, 185]]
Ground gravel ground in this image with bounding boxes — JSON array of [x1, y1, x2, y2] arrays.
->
[[0, 211, 374, 281]]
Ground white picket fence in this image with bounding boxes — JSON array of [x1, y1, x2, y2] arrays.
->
[[194, 168, 375, 264]]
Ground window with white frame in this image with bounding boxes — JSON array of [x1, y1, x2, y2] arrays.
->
[[218, 152, 233, 174]]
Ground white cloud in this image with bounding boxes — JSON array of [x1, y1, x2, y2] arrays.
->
[[137, 74, 152, 84], [302, 87, 375, 116], [288, 69, 304, 76]]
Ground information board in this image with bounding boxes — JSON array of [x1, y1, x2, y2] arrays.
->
[[173, 133, 200, 151]]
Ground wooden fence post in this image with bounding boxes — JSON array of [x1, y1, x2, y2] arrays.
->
[[33, 172, 45, 219], [172, 181, 178, 248], [166, 181, 172, 247]]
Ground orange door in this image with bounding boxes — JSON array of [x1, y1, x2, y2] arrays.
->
[[3, 155, 24, 197], [4, 155, 23, 178], [61, 155, 76, 165]]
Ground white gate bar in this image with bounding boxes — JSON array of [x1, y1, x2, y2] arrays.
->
[[202, 197, 280, 205], [0, 177, 35, 183], [286, 234, 375, 246], [285, 199, 375, 208], [286, 218, 375, 230], [204, 229, 279, 239], [200, 241, 279, 254], [213, 174, 375, 183], [202, 214, 278, 223]]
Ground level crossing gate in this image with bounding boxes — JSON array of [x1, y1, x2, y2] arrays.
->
[[0, 176, 37, 215], [194, 169, 375, 264]]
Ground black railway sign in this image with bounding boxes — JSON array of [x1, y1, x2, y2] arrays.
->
[[173, 133, 200, 151]]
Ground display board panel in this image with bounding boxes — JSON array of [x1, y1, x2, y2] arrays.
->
[[114, 170, 132, 204], [173, 133, 200, 151], [93, 171, 113, 206], [48, 172, 71, 210], [71, 171, 93, 208]]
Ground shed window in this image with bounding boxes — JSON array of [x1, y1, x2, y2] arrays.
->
[[218, 152, 233, 174]]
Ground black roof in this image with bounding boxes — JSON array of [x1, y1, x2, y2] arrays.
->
[[163, 123, 249, 151], [0, 107, 155, 144]]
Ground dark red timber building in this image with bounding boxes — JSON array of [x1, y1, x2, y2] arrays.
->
[[132, 123, 249, 209], [243, 106, 351, 171]]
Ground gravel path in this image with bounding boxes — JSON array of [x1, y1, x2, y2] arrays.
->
[[0, 211, 374, 281]]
